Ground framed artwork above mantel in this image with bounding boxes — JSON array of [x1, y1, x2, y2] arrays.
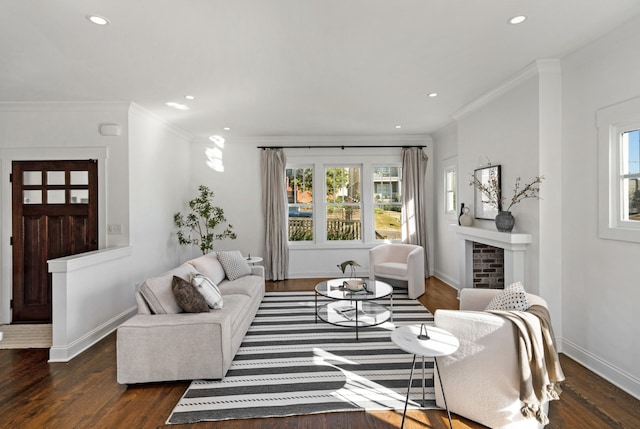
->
[[473, 164, 501, 220]]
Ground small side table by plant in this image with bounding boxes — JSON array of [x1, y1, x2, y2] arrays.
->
[[244, 256, 263, 265]]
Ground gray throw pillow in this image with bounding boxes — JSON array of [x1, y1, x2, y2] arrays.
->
[[485, 282, 530, 311], [172, 276, 209, 313], [217, 250, 252, 281]]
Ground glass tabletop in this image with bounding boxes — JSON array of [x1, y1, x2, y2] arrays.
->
[[315, 278, 393, 300]]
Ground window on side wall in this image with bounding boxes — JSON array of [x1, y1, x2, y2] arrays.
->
[[444, 165, 457, 214], [597, 98, 640, 243]]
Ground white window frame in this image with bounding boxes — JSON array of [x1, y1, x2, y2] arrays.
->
[[372, 164, 402, 241], [444, 163, 457, 215], [597, 96, 640, 243], [286, 151, 402, 248], [286, 165, 314, 242], [324, 164, 363, 242]]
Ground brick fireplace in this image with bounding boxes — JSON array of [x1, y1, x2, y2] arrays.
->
[[473, 242, 504, 288], [451, 225, 531, 290]]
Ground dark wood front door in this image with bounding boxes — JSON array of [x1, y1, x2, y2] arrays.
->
[[11, 160, 98, 323]]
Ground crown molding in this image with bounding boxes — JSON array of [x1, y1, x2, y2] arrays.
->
[[128, 103, 193, 141], [0, 101, 131, 112], [194, 134, 433, 146], [452, 59, 561, 121]]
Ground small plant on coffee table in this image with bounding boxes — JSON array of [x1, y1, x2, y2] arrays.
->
[[337, 260, 360, 279]]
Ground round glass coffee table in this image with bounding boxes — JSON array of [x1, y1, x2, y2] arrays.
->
[[315, 278, 393, 340]]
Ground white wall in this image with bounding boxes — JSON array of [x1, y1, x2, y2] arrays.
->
[[560, 15, 640, 398], [446, 70, 542, 293], [128, 104, 193, 277], [432, 18, 640, 398], [433, 123, 459, 287], [187, 136, 264, 259]]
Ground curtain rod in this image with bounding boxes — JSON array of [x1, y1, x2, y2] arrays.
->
[[257, 145, 426, 150]]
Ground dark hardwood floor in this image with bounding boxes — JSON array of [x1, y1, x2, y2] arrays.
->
[[1, 277, 638, 428]]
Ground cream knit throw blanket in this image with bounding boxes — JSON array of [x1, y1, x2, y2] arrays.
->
[[489, 305, 565, 424]]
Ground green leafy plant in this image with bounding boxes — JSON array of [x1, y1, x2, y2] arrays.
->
[[174, 185, 236, 254]]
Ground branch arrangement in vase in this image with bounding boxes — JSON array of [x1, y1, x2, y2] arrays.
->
[[470, 163, 544, 212]]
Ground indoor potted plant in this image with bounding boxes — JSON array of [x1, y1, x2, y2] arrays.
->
[[174, 185, 237, 254]]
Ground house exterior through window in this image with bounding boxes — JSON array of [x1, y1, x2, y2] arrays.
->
[[597, 97, 640, 243], [286, 154, 402, 245]]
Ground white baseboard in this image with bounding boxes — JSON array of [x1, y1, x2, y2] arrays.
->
[[562, 338, 640, 400], [433, 270, 459, 290], [287, 270, 370, 279], [48, 306, 137, 363]]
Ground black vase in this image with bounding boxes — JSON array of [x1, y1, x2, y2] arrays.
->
[[495, 211, 515, 232]]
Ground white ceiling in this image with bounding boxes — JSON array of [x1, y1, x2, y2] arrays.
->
[[2, 1, 640, 139]]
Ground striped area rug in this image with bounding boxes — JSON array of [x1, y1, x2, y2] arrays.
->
[[167, 290, 436, 424]]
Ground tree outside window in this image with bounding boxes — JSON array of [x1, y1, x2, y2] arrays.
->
[[326, 166, 361, 240], [286, 167, 313, 241]]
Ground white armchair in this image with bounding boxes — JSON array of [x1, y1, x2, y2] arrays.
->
[[433, 288, 550, 429], [368, 243, 425, 299]]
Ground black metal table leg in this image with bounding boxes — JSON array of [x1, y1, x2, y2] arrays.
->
[[400, 354, 417, 429], [435, 357, 454, 429]]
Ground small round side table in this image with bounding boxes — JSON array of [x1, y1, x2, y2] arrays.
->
[[244, 256, 263, 265], [391, 324, 460, 429]]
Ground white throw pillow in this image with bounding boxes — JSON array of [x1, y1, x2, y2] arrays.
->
[[191, 273, 223, 309], [216, 250, 252, 281], [484, 282, 530, 311]]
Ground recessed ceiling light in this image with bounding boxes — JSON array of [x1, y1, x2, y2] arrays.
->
[[166, 102, 189, 110], [223, 127, 230, 131], [395, 125, 402, 129], [87, 15, 109, 25], [428, 92, 438, 98], [508, 15, 527, 25], [184, 95, 195, 100]]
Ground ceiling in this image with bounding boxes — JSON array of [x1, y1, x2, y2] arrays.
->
[[3, 1, 640, 140]]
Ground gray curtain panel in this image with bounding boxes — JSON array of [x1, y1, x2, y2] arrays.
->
[[261, 149, 289, 280], [401, 147, 430, 276]]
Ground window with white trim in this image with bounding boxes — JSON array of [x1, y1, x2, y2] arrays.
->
[[286, 152, 403, 246], [597, 97, 640, 242], [286, 166, 314, 241], [325, 166, 362, 241], [621, 130, 640, 221], [444, 165, 457, 214], [372, 166, 402, 240]]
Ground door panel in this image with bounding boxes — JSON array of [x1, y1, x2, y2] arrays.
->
[[12, 160, 98, 323]]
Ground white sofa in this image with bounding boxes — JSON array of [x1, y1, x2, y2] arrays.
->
[[369, 243, 425, 299], [116, 252, 265, 384], [434, 288, 550, 429]]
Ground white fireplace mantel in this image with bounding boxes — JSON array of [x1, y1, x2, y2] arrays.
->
[[449, 224, 532, 289]]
